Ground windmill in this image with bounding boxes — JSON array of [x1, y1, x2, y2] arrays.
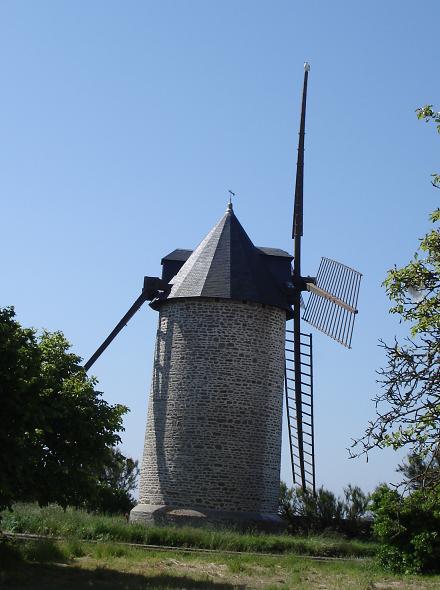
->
[[83, 63, 361, 526]]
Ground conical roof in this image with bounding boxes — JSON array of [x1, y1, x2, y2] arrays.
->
[[161, 204, 291, 313]]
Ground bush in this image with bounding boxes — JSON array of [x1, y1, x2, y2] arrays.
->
[[279, 482, 371, 538], [370, 484, 440, 573]]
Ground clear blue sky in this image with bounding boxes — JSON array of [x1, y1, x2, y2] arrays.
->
[[1, 1, 438, 495]]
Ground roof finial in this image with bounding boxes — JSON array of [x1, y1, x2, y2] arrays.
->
[[227, 190, 235, 211], [304, 62, 310, 72]]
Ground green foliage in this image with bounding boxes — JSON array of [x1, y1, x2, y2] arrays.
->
[[397, 451, 440, 491], [343, 484, 370, 521], [352, 106, 440, 473], [360, 209, 440, 460], [370, 484, 440, 573], [382, 209, 439, 337], [279, 482, 371, 537], [87, 447, 139, 514], [298, 487, 345, 528], [416, 105, 440, 188], [0, 307, 128, 512], [1, 503, 377, 558], [0, 307, 43, 511], [279, 481, 298, 523]]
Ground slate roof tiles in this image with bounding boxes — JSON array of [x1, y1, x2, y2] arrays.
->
[[162, 204, 292, 313]]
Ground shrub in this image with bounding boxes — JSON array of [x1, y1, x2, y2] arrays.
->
[[279, 482, 371, 537], [370, 483, 440, 573]]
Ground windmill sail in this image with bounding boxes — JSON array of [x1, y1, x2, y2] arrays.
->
[[303, 257, 362, 348], [286, 63, 361, 495], [284, 329, 315, 494], [84, 277, 170, 371], [84, 291, 148, 371], [286, 62, 315, 494]]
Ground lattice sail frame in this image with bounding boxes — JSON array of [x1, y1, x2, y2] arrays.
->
[[303, 257, 362, 349], [284, 329, 315, 494]]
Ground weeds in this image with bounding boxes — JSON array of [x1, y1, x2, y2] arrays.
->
[[1, 503, 377, 558]]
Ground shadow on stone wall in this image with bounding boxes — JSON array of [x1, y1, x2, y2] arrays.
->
[[150, 313, 175, 502]]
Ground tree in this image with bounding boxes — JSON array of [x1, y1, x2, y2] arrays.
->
[[396, 450, 440, 491], [0, 307, 42, 511], [416, 105, 440, 189], [88, 447, 140, 514], [351, 107, 440, 487], [0, 307, 129, 512], [343, 484, 370, 521]]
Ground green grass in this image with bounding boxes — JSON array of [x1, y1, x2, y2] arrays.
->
[[2, 538, 440, 589], [1, 503, 377, 558]]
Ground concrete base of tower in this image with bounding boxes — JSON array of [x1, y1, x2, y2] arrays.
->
[[130, 504, 285, 532]]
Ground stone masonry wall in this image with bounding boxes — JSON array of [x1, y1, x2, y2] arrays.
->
[[138, 297, 286, 515]]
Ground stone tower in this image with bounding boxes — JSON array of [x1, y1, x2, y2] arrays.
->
[[131, 203, 293, 528]]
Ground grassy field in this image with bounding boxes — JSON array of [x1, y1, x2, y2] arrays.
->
[[1, 504, 376, 558], [2, 506, 440, 588], [2, 538, 440, 589]]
